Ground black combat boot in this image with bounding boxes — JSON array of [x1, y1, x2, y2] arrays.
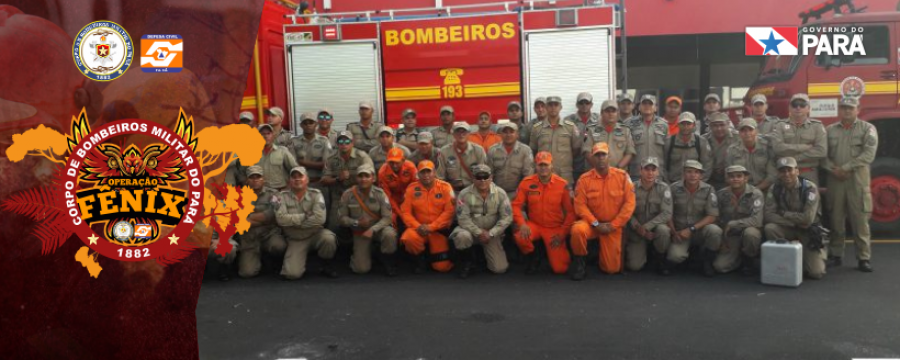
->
[[827, 256, 843, 268], [740, 255, 755, 276], [458, 248, 475, 279], [525, 245, 543, 275], [320, 259, 339, 279], [380, 252, 399, 277], [413, 253, 428, 274], [218, 262, 231, 281], [702, 249, 717, 277], [570, 255, 587, 281], [655, 251, 671, 276], [858, 260, 873, 273]]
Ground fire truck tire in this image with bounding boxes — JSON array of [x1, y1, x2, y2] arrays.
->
[[870, 157, 900, 236]]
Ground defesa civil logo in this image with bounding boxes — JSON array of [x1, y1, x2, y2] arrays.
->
[[141, 34, 183, 73], [746, 26, 866, 56], [72, 20, 134, 81]]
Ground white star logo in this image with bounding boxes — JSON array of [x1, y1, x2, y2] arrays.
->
[[88, 234, 99, 245], [168, 234, 179, 245]]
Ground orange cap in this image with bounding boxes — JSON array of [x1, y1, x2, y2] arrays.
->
[[386, 147, 405, 163], [666, 96, 683, 106], [417, 160, 435, 172], [591, 142, 609, 155], [536, 151, 553, 165]]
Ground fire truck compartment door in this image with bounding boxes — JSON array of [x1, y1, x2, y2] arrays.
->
[[524, 28, 615, 120], [288, 42, 381, 133]]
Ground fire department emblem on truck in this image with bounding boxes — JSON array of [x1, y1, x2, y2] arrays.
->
[[840, 76, 865, 98], [59, 111, 204, 262], [72, 20, 134, 81]]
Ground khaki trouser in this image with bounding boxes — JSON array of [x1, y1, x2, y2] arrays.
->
[[667, 225, 722, 264], [450, 228, 509, 274], [764, 224, 826, 279], [826, 176, 872, 261], [625, 224, 672, 271], [281, 230, 337, 280], [209, 237, 238, 264], [350, 228, 398, 274], [713, 227, 762, 273], [237, 228, 286, 278]]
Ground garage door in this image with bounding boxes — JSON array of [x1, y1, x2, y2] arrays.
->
[[524, 28, 615, 119], [288, 42, 381, 134]]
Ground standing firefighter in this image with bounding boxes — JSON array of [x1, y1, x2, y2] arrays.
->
[[530, 96, 582, 185], [431, 105, 456, 149], [451, 164, 513, 278], [824, 97, 877, 272], [512, 152, 575, 275], [627, 94, 670, 179], [368, 125, 411, 172], [727, 118, 777, 192], [714, 165, 765, 275], [255, 123, 299, 191], [764, 157, 827, 279], [266, 106, 294, 152], [347, 100, 381, 152], [274, 166, 338, 280], [703, 112, 741, 190], [396, 108, 421, 149], [438, 122, 487, 192], [664, 112, 713, 184], [506, 101, 529, 145], [570, 143, 636, 279], [626, 157, 673, 275], [400, 160, 456, 273], [771, 93, 827, 185], [236, 166, 287, 279], [487, 122, 535, 200], [291, 112, 332, 184], [582, 99, 635, 171], [321, 131, 375, 232], [667, 160, 722, 277], [339, 165, 398, 276]]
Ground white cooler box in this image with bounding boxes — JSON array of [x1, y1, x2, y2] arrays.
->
[[761, 240, 803, 287]]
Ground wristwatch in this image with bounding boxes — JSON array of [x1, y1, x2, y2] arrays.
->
[[591, 221, 601, 228], [689, 225, 697, 232], [352, 220, 359, 228]]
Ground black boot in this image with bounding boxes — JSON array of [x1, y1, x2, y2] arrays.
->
[[702, 249, 717, 277], [570, 256, 587, 281], [413, 253, 428, 274], [740, 255, 755, 276], [525, 246, 543, 275], [380, 252, 399, 277], [858, 260, 873, 273], [320, 259, 339, 279], [655, 251, 671, 276], [458, 248, 475, 279], [827, 256, 843, 268], [218, 261, 231, 281]]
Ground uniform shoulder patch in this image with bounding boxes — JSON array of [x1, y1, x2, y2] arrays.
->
[[808, 191, 816, 201]]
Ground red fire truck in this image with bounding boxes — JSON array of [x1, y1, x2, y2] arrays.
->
[[273, 0, 618, 131], [744, 1, 900, 235]]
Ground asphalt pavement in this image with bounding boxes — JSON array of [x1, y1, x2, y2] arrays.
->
[[197, 243, 900, 360]]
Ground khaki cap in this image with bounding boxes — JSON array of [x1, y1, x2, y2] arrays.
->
[[497, 122, 518, 131], [258, 123, 274, 132], [708, 112, 730, 124], [356, 165, 375, 176], [472, 164, 492, 176], [266, 106, 284, 118], [359, 100, 374, 110], [704, 93, 721, 103], [452, 122, 470, 133], [617, 93, 634, 103], [337, 130, 353, 140], [402, 108, 417, 118], [777, 157, 798, 169], [684, 159, 704, 171], [299, 112, 316, 122], [247, 165, 264, 176], [738, 118, 758, 129], [507, 101, 522, 110], [678, 112, 697, 124], [751, 94, 767, 105], [601, 100, 618, 111], [641, 157, 660, 168], [725, 165, 749, 174], [290, 166, 308, 176], [839, 97, 860, 108], [378, 125, 394, 136], [239, 111, 254, 122], [576, 92, 593, 103], [417, 132, 434, 144], [533, 97, 547, 105], [440, 105, 454, 114], [640, 94, 657, 105], [790, 93, 810, 103], [546, 96, 562, 104]]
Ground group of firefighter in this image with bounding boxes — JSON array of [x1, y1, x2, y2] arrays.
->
[[209, 91, 878, 282]]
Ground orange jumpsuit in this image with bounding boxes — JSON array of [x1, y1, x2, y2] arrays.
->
[[512, 174, 575, 274], [468, 132, 502, 151], [571, 167, 636, 273], [378, 160, 418, 226], [399, 179, 456, 272]]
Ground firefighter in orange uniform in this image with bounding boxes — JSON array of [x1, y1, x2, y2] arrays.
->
[[570, 142, 636, 279], [378, 147, 418, 226], [512, 152, 575, 275], [399, 160, 456, 273]]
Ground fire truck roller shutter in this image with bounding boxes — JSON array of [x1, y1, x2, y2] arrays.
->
[[288, 42, 382, 134], [524, 28, 615, 120]]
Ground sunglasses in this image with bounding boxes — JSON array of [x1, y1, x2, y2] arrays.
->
[[318, 114, 333, 120], [474, 174, 491, 181], [790, 102, 808, 109], [337, 139, 352, 145]]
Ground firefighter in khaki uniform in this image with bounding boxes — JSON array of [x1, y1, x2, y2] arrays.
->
[[316, 109, 339, 147], [321, 131, 375, 232], [530, 96, 582, 185], [667, 160, 722, 277], [431, 105, 456, 149], [749, 94, 782, 139], [347, 100, 381, 152], [396, 108, 421, 149], [451, 164, 513, 278], [582, 100, 636, 171], [438, 122, 487, 192], [727, 118, 777, 192], [713, 165, 765, 275], [570, 143, 636, 279], [703, 113, 741, 190], [764, 157, 826, 279], [506, 101, 530, 145], [771, 93, 827, 185], [378, 148, 418, 227], [368, 125, 411, 172], [274, 166, 338, 280], [486, 122, 534, 200], [291, 112, 332, 183], [256, 124, 299, 191], [512, 152, 575, 275], [236, 166, 287, 279], [266, 106, 294, 153], [617, 93, 637, 124], [625, 157, 673, 275], [627, 94, 670, 179], [565, 92, 600, 181], [664, 112, 713, 184], [824, 97, 877, 272], [400, 160, 456, 273], [338, 165, 398, 276]]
